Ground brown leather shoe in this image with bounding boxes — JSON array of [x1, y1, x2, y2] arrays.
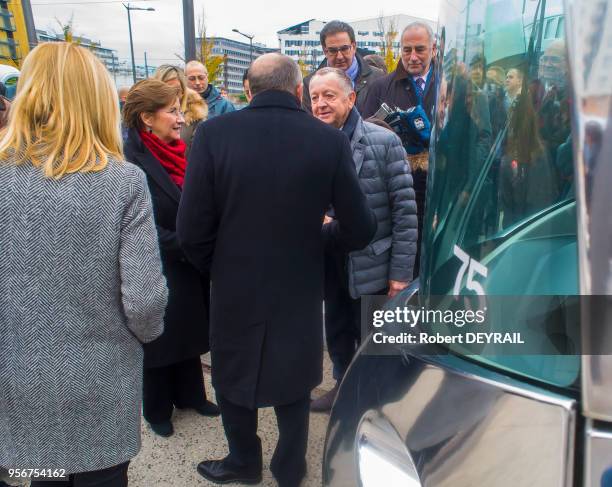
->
[[310, 382, 339, 412]]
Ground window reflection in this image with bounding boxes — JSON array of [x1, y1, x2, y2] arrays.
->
[[424, 0, 576, 281], [499, 83, 560, 228], [421, 0, 580, 389], [429, 1, 574, 254]]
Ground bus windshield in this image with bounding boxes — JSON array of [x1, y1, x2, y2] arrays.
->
[[421, 0, 579, 388]]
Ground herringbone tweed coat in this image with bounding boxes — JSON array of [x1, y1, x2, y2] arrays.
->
[[0, 157, 168, 473]]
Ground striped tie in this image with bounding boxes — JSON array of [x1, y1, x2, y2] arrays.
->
[[415, 77, 425, 98]]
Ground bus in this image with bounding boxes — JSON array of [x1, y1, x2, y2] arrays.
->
[[323, 0, 612, 485], [0, 65, 19, 100]]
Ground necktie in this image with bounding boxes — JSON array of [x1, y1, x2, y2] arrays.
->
[[415, 77, 425, 98]]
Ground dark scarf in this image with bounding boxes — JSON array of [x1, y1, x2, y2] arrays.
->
[[341, 107, 361, 140], [202, 84, 213, 100], [139, 130, 187, 188]]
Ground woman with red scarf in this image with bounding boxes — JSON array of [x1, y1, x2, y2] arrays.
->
[[123, 80, 218, 437]]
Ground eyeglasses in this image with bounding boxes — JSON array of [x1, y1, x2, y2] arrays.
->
[[324, 45, 352, 56], [165, 108, 185, 118]]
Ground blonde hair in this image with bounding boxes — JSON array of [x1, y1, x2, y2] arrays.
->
[[183, 87, 208, 125], [0, 42, 122, 178], [153, 64, 187, 111]]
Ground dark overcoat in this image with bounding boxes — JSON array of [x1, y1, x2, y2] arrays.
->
[[362, 61, 438, 274], [361, 61, 437, 135], [124, 128, 209, 368], [177, 90, 376, 409]]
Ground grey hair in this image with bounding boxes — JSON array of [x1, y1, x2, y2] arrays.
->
[[310, 67, 353, 96], [402, 21, 435, 47], [248, 54, 302, 96]]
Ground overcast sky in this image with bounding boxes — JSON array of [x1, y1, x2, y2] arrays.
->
[[31, 0, 439, 66]]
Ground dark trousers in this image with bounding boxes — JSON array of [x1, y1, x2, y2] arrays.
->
[[30, 462, 129, 487], [217, 393, 310, 487], [325, 288, 362, 381], [324, 249, 361, 381], [324, 250, 387, 381], [143, 356, 207, 423]]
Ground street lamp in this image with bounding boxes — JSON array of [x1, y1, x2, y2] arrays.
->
[[232, 28, 254, 64], [123, 3, 155, 83]]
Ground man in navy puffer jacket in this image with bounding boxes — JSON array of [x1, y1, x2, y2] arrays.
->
[[309, 67, 418, 411]]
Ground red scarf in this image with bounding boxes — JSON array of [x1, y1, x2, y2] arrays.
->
[[139, 130, 187, 188]]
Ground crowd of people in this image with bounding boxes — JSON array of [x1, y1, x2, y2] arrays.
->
[[0, 18, 431, 487], [0, 12, 571, 487]]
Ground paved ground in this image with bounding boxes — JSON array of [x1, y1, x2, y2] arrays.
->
[[128, 354, 335, 487], [1, 356, 334, 487]]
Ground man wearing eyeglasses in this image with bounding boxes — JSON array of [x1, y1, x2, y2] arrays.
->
[[302, 20, 384, 114], [185, 60, 235, 118]]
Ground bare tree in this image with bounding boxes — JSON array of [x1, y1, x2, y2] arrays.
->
[[55, 13, 78, 43], [297, 44, 311, 77], [195, 7, 225, 84], [377, 13, 400, 72], [309, 46, 320, 70]]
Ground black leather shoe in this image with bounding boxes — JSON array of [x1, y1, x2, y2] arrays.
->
[[194, 400, 220, 417], [175, 400, 221, 417], [197, 459, 262, 485], [148, 420, 174, 437], [310, 381, 340, 413]]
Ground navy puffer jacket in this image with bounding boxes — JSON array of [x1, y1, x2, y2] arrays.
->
[[347, 117, 418, 297]]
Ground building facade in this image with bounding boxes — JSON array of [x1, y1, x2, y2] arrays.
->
[[204, 36, 277, 94], [1, 0, 35, 68], [277, 15, 437, 71], [36, 29, 119, 72]]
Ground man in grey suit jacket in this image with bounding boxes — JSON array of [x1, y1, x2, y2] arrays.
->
[[309, 67, 418, 411]]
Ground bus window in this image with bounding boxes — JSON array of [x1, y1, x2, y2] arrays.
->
[[555, 17, 565, 38], [421, 0, 579, 388]]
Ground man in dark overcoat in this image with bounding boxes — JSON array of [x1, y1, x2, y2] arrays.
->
[[361, 21, 437, 135], [177, 53, 376, 487], [361, 21, 438, 277]]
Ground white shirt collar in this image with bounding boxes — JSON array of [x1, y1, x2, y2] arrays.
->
[[412, 66, 431, 85]]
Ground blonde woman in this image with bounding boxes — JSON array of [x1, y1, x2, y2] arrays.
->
[[153, 64, 207, 156], [0, 43, 168, 486]]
